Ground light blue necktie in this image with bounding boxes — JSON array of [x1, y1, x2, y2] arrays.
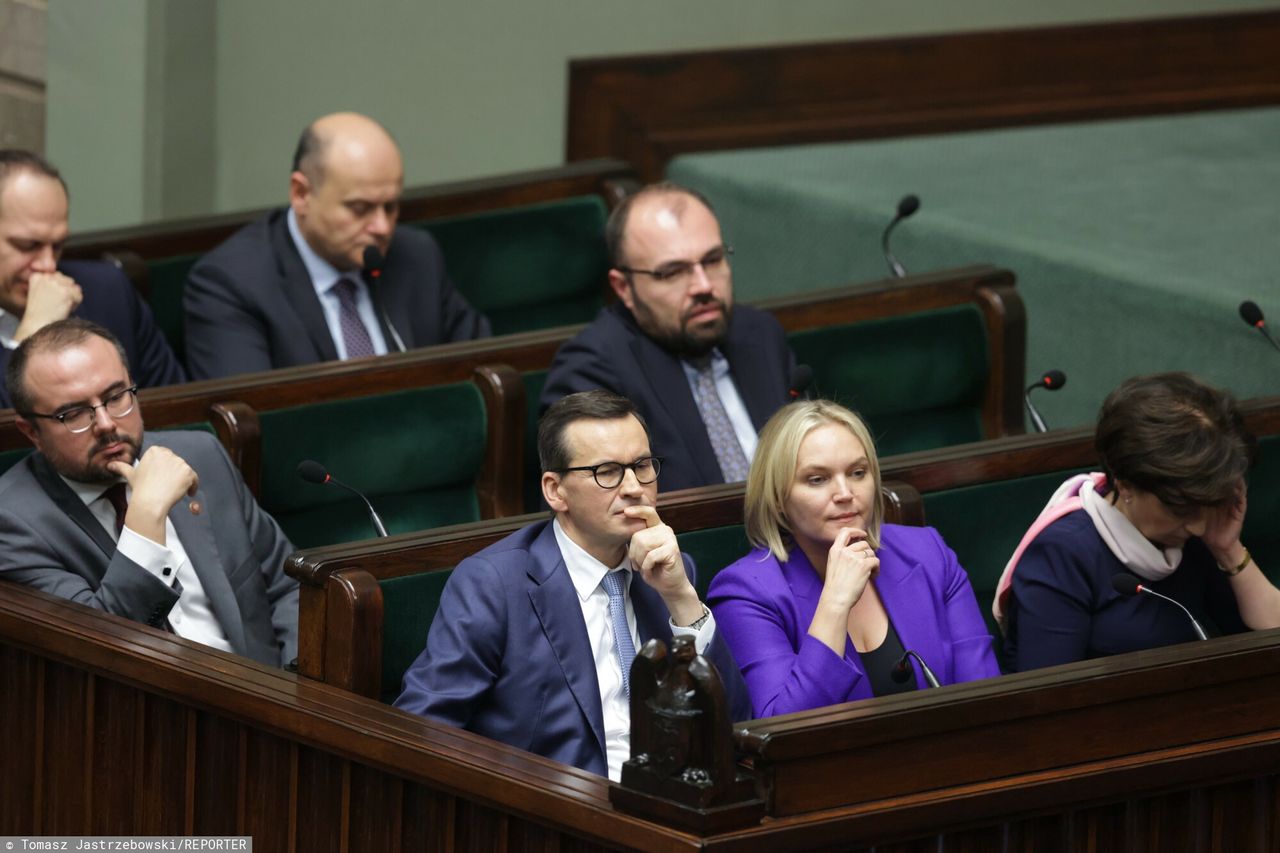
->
[[601, 569, 637, 697]]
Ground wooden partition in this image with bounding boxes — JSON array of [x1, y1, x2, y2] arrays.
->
[[10, 545, 1280, 849], [567, 10, 1280, 180], [62, 159, 637, 267]]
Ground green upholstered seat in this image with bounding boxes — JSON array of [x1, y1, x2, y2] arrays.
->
[[787, 305, 988, 456], [144, 254, 200, 363], [258, 382, 488, 549], [379, 569, 453, 704], [420, 196, 609, 336], [522, 370, 549, 513], [0, 447, 32, 476], [679, 526, 753, 601], [1243, 435, 1280, 585]]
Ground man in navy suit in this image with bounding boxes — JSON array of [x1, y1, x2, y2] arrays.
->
[[183, 112, 490, 380], [540, 182, 795, 492], [0, 150, 185, 408], [395, 390, 750, 779]]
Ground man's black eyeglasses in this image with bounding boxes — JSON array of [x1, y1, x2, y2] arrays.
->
[[616, 245, 733, 284], [556, 457, 662, 489], [23, 385, 139, 434]]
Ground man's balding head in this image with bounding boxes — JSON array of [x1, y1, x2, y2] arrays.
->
[[289, 112, 404, 271]]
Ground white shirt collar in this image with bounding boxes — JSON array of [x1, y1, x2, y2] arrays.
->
[[58, 470, 127, 508], [552, 517, 630, 601], [286, 207, 347, 295]]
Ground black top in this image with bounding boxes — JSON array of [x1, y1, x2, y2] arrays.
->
[[858, 618, 916, 696]]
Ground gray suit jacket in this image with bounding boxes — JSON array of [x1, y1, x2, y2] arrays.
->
[[0, 431, 298, 666]]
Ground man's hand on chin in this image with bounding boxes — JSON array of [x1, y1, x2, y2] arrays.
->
[[625, 505, 703, 626]]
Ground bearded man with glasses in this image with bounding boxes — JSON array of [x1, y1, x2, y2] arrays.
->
[[0, 319, 298, 667], [541, 181, 797, 492], [396, 390, 750, 780]]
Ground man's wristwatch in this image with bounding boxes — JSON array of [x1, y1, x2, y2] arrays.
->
[[684, 605, 711, 630]]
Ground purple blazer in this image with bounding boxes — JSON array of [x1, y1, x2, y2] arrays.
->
[[707, 523, 1000, 718]]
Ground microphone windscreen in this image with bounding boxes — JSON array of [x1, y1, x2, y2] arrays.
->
[[897, 194, 920, 218], [297, 459, 330, 484], [789, 364, 813, 396], [890, 652, 913, 683], [1240, 300, 1264, 327], [1111, 573, 1143, 597], [1042, 369, 1067, 390], [362, 245, 385, 275]]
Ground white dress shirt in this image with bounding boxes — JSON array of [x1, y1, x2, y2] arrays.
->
[[63, 472, 232, 652], [680, 348, 758, 461], [552, 518, 715, 781], [286, 208, 390, 358]]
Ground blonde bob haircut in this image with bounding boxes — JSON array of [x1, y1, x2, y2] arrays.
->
[[745, 400, 885, 561]]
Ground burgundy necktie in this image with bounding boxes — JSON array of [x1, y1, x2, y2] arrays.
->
[[102, 482, 129, 534]]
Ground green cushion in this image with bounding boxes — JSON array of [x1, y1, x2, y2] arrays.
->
[[259, 383, 488, 548], [0, 447, 32, 476], [1244, 435, 1280, 585], [679, 525, 753, 600], [417, 197, 609, 336], [787, 304, 988, 456], [380, 569, 453, 704], [144, 254, 200, 364]]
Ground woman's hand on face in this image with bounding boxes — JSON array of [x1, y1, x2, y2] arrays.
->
[[1203, 480, 1247, 559], [818, 527, 880, 612]]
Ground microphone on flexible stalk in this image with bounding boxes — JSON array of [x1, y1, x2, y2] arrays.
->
[[297, 459, 389, 538], [788, 364, 814, 400], [1024, 369, 1067, 433], [1239, 300, 1280, 354], [881, 194, 920, 279], [891, 649, 941, 689], [1110, 573, 1209, 641], [362, 245, 406, 353]]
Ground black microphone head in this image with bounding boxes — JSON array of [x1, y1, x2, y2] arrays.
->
[[890, 653, 913, 683], [297, 459, 330, 485], [1041, 369, 1067, 391], [1111, 573, 1143, 597], [788, 364, 813, 399], [1240, 300, 1265, 328], [896, 194, 920, 218], [362, 245, 385, 276]]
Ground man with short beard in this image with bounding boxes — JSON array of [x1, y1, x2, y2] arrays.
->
[[0, 319, 298, 667], [541, 182, 795, 492]]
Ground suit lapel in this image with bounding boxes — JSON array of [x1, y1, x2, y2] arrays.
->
[[525, 524, 607, 758], [874, 546, 937, 686], [168, 474, 247, 656], [722, 317, 780, 430], [29, 454, 116, 562], [268, 212, 341, 362], [625, 315, 724, 486]]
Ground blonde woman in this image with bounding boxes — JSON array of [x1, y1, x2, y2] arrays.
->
[[707, 400, 999, 718]]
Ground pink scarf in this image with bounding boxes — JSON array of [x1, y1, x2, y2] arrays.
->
[[992, 473, 1183, 632]]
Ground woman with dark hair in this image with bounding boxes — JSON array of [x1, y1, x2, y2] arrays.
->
[[998, 372, 1280, 671], [707, 400, 999, 719]]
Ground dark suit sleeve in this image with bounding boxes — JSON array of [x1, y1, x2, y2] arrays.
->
[[183, 259, 279, 380], [1008, 535, 1096, 672], [0, 348, 16, 408], [539, 326, 621, 413], [209, 437, 299, 665], [0, 505, 181, 628], [393, 555, 506, 725], [682, 555, 754, 723]]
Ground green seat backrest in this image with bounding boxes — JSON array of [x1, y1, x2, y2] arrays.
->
[[258, 383, 488, 548], [921, 467, 1091, 642], [679, 525, 753, 600], [0, 447, 32, 476], [144, 254, 201, 364], [522, 370, 549, 513], [418, 197, 609, 336], [379, 568, 454, 704], [788, 305, 989, 456], [1244, 434, 1280, 585]]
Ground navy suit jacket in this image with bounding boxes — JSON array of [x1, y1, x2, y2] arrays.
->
[[540, 303, 796, 492], [0, 260, 186, 409], [182, 208, 491, 380], [0, 431, 298, 667], [394, 520, 751, 777]]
